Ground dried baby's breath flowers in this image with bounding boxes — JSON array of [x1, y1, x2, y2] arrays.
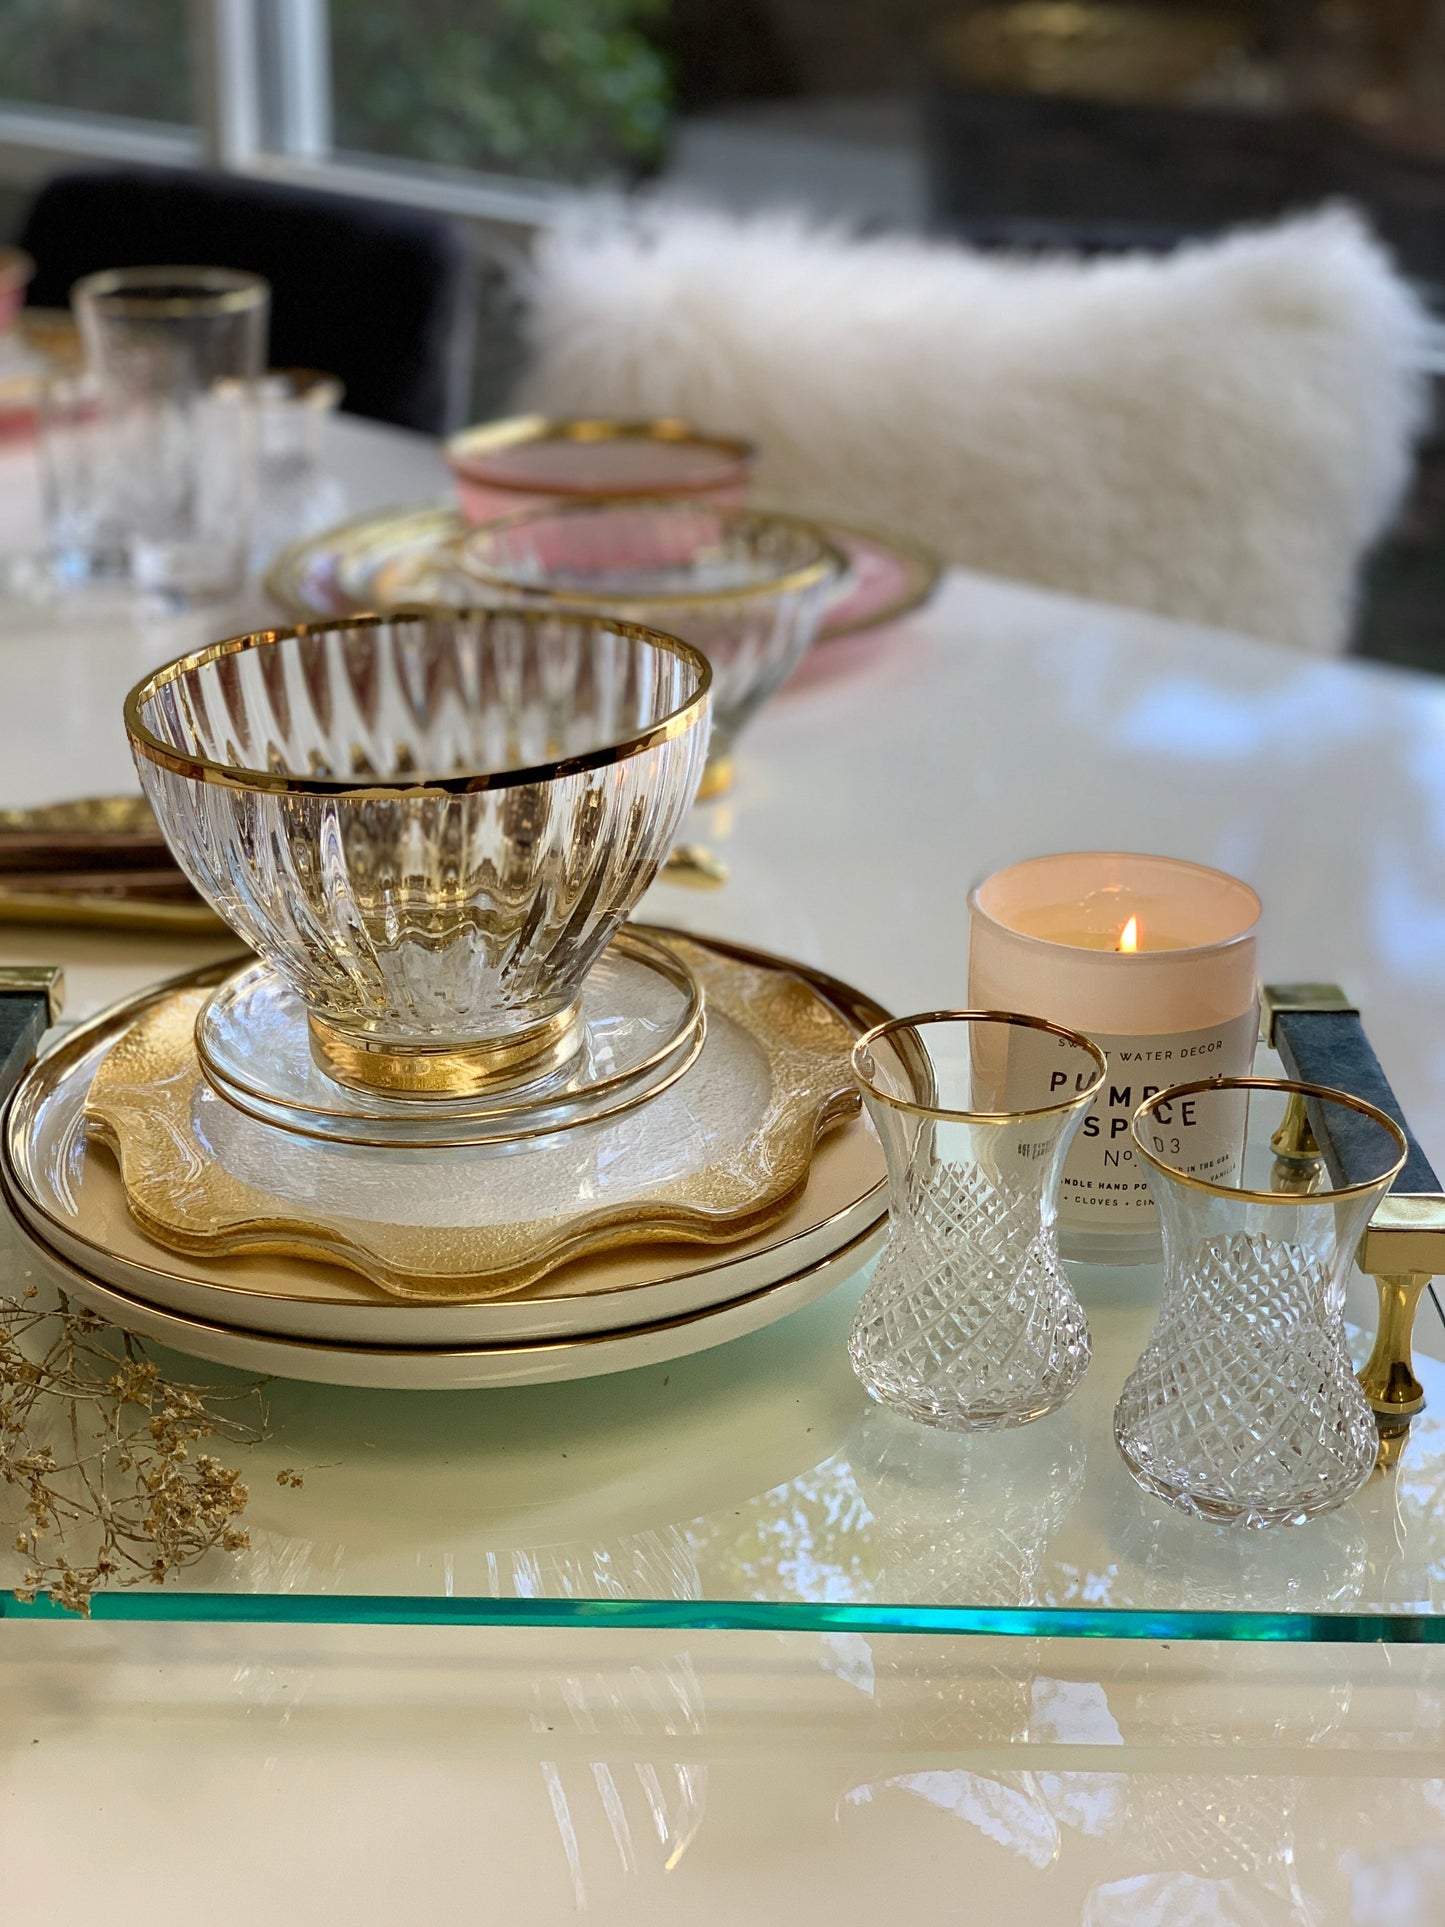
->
[[1, 1286, 265, 1615]]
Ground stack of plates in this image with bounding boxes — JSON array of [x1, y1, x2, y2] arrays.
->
[[2, 931, 888, 1389]]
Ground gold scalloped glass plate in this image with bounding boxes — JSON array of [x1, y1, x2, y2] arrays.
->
[[3, 932, 887, 1348], [78, 934, 867, 1300], [265, 504, 941, 644]]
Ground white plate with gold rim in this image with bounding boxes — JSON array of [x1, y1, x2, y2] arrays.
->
[[3, 933, 888, 1346], [7, 1185, 884, 1390]]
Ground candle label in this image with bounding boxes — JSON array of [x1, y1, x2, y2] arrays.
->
[[1015, 1013, 1257, 1228]]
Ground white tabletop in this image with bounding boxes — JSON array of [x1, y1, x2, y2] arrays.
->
[[1, 413, 1443, 1925]]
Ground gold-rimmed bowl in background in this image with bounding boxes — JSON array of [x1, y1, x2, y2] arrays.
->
[[445, 415, 757, 524], [125, 610, 712, 1095], [457, 498, 845, 788]]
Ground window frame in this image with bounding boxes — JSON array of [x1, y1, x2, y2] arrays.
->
[[0, 0, 562, 245]]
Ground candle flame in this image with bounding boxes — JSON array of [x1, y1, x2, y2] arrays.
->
[[1118, 915, 1140, 954]]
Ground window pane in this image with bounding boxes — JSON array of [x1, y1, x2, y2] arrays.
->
[[0, 0, 192, 122], [327, 0, 672, 181]]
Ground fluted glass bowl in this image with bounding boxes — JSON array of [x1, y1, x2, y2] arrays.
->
[[456, 500, 845, 783], [125, 611, 711, 1096]]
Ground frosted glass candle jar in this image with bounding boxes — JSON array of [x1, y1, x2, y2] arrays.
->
[[968, 853, 1261, 1265]]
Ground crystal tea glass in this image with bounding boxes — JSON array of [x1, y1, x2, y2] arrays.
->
[[1118, 1077, 1408, 1527], [445, 417, 757, 524], [848, 1011, 1108, 1430], [126, 611, 711, 1097], [458, 499, 844, 791], [72, 265, 269, 600]]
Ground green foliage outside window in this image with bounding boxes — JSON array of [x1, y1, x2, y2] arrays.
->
[[331, 0, 672, 178], [0, 0, 192, 123], [0, 0, 672, 182]]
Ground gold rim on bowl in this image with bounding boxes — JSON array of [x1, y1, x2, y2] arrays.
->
[[1131, 1076, 1408, 1205], [457, 499, 848, 610], [445, 415, 757, 495], [124, 610, 713, 797], [851, 1008, 1109, 1124]]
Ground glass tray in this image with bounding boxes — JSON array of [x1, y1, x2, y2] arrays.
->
[[3, 1190, 1444, 1641]]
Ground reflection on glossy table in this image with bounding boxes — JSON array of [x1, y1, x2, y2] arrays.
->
[[2, 415, 1445, 1923]]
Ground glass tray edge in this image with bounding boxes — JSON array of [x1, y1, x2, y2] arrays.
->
[[4, 1591, 1444, 1642]]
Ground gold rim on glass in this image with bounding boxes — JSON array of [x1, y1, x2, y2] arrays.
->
[[124, 610, 713, 796], [458, 499, 848, 609], [851, 1008, 1108, 1124], [446, 415, 757, 492], [1132, 1075, 1408, 1204], [72, 264, 270, 317]]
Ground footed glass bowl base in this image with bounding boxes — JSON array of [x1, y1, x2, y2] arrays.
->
[[195, 927, 704, 1148]]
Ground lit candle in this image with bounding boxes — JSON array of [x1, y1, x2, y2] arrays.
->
[[967, 852, 1260, 1265]]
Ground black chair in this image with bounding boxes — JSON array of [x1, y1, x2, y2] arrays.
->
[[19, 166, 478, 434]]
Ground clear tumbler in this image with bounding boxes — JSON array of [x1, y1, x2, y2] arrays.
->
[[1117, 1077, 1408, 1527], [848, 1010, 1107, 1431], [36, 369, 128, 587], [72, 265, 269, 599]]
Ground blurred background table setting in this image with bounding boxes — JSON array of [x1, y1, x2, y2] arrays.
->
[[6, 8, 1445, 1917]]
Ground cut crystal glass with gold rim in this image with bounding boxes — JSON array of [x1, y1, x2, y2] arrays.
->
[[847, 1009, 1108, 1431], [1118, 1076, 1408, 1528]]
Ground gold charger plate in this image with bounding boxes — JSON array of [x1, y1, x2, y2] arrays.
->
[[81, 934, 864, 1297], [4, 930, 888, 1344], [265, 503, 942, 644]]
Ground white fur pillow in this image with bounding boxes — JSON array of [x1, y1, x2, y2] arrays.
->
[[518, 203, 1432, 654]]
